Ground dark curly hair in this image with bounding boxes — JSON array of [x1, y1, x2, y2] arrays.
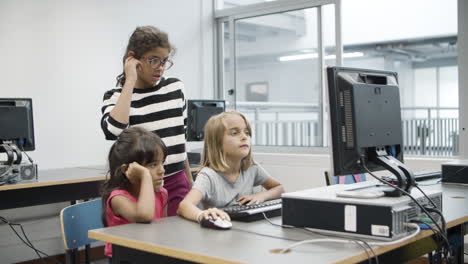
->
[[100, 127, 167, 226], [116, 26, 175, 87]]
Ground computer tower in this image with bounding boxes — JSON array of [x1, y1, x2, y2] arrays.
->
[[282, 182, 442, 240]]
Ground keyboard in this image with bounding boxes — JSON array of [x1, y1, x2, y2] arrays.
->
[[221, 199, 282, 222], [414, 171, 441, 182], [382, 171, 441, 184]]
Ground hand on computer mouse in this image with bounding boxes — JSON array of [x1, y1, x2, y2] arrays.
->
[[197, 208, 231, 222], [200, 216, 232, 230]]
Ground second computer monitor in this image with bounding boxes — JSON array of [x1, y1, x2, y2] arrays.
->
[[0, 98, 35, 151], [327, 66, 414, 194], [187, 99, 225, 141]]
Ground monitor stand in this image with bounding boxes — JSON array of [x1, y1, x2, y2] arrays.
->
[[368, 148, 416, 197]]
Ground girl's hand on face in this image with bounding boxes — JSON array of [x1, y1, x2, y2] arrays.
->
[[199, 208, 231, 222], [237, 193, 266, 206], [125, 162, 150, 184], [124, 53, 141, 84]]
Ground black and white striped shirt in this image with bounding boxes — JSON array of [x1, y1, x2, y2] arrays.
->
[[101, 77, 187, 176]]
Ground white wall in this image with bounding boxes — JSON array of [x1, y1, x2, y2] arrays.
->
[[0, 1, 214, 262], [0, 0, 214, 170]]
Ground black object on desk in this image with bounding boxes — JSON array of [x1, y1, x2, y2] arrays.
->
[[221, 198, 282, 222], [383, 171, 441, 184], [442, 160, 468, 184], [414, 171, 441, 182]]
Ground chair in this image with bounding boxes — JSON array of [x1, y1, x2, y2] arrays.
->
[[60, 199, 103, 264], [324, 171, 367, 186]]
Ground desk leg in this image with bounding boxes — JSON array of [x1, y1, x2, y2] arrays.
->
[[112, 245, 197, 264], [448, 223, 465, 264]]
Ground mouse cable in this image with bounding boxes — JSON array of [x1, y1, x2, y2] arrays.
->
[[281, 224, 420, 255], [262, 212, 295, 228], [261, 212, 376, 263], [303, 227, 377, 264]]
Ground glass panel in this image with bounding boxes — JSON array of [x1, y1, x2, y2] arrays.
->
[[216, 0, 279, 10], [221, 21, 235, 110], [439, 66, 458, 108], [233, 8, 322, 147], [439, 66, 458, 119], [323, 4, 336, 67], [414, 68, 437, 108], [341, 0, 458, 157]]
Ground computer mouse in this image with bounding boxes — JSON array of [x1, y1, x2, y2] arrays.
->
[[200, 216, 232, 230]]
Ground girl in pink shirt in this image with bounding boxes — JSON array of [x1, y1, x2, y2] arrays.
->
[[101, 127, 168, 258]]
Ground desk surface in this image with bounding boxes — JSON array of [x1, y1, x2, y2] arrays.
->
[[88, 183, 468, 264], [0, 165, 107, 191], [0, 165, 107, 209]]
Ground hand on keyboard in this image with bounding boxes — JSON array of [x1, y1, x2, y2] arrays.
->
[[221, 199, 282, 222], [237, 193, 266, 205]]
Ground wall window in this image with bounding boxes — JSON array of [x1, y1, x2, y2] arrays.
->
[[340, 0, 458, 156], [216, 0, 336, 148], [215, 0, 458, 157]]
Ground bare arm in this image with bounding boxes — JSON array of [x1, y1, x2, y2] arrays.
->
[[177, 189, 203, 222], [184, 159, 193, 188], [237, 177, 284, 205], [111, 163, 155, 222], [109, 56, 140, 124], [177, 189, 230, 222]]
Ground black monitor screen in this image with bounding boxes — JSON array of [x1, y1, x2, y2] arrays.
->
[[0, 98, 35, 151], [187, 99, 225, 141], [327, 67, 414, 194]]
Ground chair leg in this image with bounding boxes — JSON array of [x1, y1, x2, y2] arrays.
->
[[85, 244, 91, 264], [66, 249, 78, 264]]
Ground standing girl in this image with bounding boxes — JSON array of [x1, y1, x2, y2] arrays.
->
[[177, 111, 284, 223], [101, 127, 168, 258], [101, 26, 192, 216]]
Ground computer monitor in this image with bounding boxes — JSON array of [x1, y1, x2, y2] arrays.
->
[[0, 98, 35, 151], [327, 67, 414, 196], [187, 99, 225, 141]]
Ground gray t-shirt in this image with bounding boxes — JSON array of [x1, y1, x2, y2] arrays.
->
[[192, 164, 270, 209]]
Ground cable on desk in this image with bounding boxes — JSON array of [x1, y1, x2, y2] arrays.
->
[[262, 212, 295, 228], [303, 227, 378, 264], [18, 144, 34, 163], [261, 212, 376, 263], [282, 224, 420, 255], [230, 227, 302, 242], [0, 216, 63, 264], [361, 162, 454, 264]]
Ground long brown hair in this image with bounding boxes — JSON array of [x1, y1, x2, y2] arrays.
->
[[101, 127, 167, 226], [116, 26, 175, 87], [201, 111, 253, 172]]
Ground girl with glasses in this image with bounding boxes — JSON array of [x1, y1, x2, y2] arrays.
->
[[101, 26, 192, 216]]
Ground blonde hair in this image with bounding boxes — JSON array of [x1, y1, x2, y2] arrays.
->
[[201, 111, 253, 172]]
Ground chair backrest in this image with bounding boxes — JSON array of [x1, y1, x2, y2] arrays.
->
[[60, 199, 103, 250], [324, 171, 367, 186]]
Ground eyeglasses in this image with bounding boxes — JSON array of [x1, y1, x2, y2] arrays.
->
[[143, 57, 174, 70]]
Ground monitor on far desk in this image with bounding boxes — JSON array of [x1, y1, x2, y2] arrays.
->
[[0, 98, 37, 184]]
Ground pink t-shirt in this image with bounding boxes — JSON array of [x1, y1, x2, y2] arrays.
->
[[104, 188, 168, 257]]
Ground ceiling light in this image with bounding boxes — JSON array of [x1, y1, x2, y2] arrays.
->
[[279, 52, 364, 62]]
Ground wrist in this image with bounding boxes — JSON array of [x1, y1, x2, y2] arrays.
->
[[124, 78, 137, 88], [196, 211, 204, 223]]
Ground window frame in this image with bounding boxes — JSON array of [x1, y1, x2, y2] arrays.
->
[[214, 0, 341, 153]]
